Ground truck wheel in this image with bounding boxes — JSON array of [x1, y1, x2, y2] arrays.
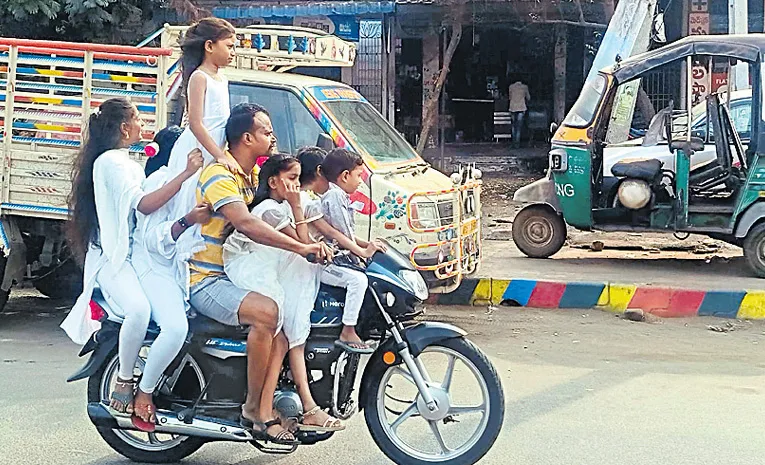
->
[[33, 259, 83, 301], [512, 205, 566, 258], [743, 223, 765, 278]]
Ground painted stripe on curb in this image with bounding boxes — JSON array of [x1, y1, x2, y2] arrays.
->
[[428, 277, 765, 320]]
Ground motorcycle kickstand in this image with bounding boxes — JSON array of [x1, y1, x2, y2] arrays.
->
[[177, 374, 216, 424]]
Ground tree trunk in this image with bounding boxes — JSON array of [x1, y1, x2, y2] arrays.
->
[[415, 19, 464, 155]]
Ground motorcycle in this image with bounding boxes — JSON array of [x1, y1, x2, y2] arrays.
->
[[67, 245, 505, 464]]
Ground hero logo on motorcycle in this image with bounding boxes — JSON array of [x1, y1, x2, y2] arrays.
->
[[68, 245, 505, 465]]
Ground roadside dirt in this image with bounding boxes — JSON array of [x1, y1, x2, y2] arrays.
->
[[479, 173, 742, 260]]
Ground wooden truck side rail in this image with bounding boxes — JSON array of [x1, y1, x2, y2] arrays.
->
[[0, 39, 172, 222]]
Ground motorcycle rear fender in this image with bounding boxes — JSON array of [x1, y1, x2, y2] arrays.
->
[[67, 323, 120, 382], [358, 322, 466, 411]]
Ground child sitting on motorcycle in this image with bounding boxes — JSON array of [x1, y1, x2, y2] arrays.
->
[[314, 149, 386, 354], [223, 154, 344, 432]]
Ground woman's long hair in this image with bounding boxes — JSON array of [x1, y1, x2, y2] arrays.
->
[[68, 98, 135, 263], [180, 18, 235, 102], [254, 154, 300, 206]]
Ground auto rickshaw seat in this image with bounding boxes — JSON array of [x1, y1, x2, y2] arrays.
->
[[611, 159, 663, 184]]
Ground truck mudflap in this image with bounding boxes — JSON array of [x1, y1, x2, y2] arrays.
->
[[407, 181, 482, 289], [0, 218, 26, 292]]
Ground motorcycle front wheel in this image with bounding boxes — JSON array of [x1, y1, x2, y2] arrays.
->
[[364, 337, 504, 465]]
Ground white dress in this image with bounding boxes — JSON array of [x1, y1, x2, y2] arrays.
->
[[62, 149, 147, 345], [223, 199, 322, 349], [166, 70, 230, 271]]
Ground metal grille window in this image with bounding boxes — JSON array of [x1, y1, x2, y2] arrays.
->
[[642, 66, 680, 113], [352, 20, 383, 112]]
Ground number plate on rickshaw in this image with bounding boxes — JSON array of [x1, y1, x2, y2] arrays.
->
[[549, 149, 567, 172]]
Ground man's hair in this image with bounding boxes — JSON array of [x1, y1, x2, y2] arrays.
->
[[226, 102, 269, 146], [321, 148, 363, 182]]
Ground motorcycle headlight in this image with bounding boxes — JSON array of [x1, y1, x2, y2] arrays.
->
[[399, 269, 429, 301]]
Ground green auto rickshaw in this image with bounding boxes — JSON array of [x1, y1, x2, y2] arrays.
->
[[513, 34, 765, 277]]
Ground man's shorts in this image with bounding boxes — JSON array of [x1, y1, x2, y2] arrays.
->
[[189, 275, 249, 326]]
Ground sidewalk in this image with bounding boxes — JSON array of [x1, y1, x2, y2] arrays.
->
[[430, 240, 765, 320]]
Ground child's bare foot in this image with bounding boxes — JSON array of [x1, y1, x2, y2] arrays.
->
[[336, 326, 374, 354]]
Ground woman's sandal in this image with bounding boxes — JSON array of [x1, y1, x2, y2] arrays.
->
[[299, 406, 346, 432], [131, 402, 157, 432], [108, 378, 136, 415]]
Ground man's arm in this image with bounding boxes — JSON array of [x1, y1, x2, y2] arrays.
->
[[220, 201, 308, 256]]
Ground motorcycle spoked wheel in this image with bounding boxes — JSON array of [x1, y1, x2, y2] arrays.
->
[[86, 346, 207, 463], [364, 338, 504, 465]]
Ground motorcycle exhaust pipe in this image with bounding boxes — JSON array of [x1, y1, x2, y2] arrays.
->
[[86, 402, 254, 442]]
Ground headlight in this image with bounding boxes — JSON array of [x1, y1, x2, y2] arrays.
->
[[410, 201, 439, 229], [399, 269, 429, 301]]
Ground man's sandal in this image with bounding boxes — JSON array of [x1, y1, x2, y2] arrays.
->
[[108, 378, 135, 415], [299, 406, 346, 432], [241, 416, 298, 445]]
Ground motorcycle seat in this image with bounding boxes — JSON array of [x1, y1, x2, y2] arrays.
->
[[188, 311, 249, 338], [611, 159, 663, 183]]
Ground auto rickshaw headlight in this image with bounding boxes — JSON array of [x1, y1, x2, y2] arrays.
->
[[617, 179, 652, 210]]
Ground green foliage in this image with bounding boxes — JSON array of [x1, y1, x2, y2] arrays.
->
[[0, 0, 180, 44]]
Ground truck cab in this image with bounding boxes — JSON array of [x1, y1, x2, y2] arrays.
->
[[0, 25, 482, 312]]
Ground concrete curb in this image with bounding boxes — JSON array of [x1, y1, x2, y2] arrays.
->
[[428, 278, 765, 320]]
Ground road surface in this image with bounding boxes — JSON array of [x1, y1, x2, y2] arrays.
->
[[2, 292, 765, 465]]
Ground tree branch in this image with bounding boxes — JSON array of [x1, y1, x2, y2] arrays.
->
[[416, 18, 463, 154]]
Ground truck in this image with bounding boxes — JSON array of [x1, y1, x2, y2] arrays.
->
[[0, 25, 482, 313]]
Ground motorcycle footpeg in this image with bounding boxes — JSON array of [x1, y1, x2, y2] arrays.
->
[[250, 440, 298, 454], [295, 430, 334, 445]]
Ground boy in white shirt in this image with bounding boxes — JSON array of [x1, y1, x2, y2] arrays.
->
[[320, 149, 385, 353]]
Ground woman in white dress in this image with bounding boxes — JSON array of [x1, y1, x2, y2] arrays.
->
[[223, 155, 344, 432], [63, 98, 203, 424]]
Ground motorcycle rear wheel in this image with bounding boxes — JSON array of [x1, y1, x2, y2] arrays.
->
[[86, 346, 206, 463], [364, 337, 504, 465]]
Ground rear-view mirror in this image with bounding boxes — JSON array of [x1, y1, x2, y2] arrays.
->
[[317, 133, 334, 151]]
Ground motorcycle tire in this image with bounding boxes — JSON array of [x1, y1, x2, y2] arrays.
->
[[86, 348, 205, 463], [364, 337, 504, 465]]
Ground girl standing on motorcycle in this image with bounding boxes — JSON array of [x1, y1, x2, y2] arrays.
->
[[223, 155, 345, 432], [63, 98, 203, 423]]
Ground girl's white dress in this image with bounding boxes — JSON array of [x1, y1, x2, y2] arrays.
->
[[166, 70, 230, 283], [223, 199, 322, 348]]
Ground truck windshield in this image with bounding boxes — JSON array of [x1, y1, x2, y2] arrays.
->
[[323, 100, 419, 164], [563, 74, 607, 128]]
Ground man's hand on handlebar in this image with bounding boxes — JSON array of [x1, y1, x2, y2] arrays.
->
[[302, 241, 334, 264]]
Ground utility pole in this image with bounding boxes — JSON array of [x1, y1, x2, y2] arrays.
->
[[728, 0, 748, 90]]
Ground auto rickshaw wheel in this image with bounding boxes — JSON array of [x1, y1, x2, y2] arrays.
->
[[743, 223, 765, 278], [512, 205, 567, 258]]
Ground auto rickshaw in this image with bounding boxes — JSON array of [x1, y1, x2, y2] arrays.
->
[[512, 34, 765, 277]]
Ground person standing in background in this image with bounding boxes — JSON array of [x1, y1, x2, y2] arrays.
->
[[508, 79, 530, 148]]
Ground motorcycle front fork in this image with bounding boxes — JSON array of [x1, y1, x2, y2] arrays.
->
[[370, 291, 439, 414]]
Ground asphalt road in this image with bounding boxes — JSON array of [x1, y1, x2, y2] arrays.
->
[[2, 291, 765, 465]]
